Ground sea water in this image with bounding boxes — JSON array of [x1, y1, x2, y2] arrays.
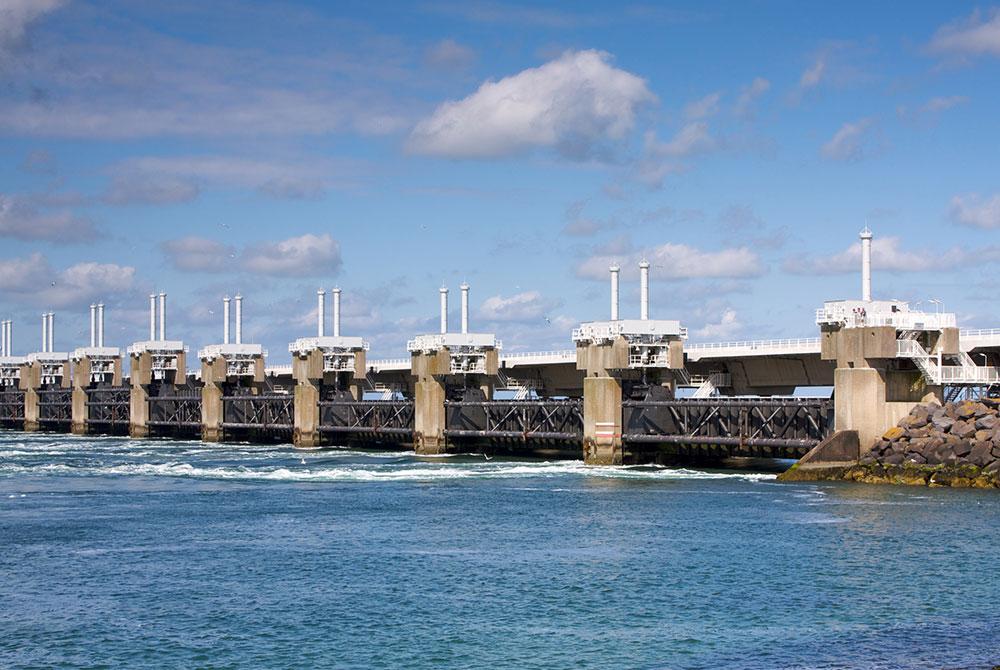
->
[[2, 431, 999, 669]]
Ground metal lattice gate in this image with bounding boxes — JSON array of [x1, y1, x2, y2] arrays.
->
[[222, 393, 294, 435], [38, 389, 72, 427], [622, 397, 833, 456], [0, 390, 24, 424], [444, 400, 583, 442], [87, 387, 130, 430], [319, 400, 414, 438]]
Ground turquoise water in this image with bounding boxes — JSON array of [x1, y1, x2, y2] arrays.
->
[[2, 432, 999, 669]]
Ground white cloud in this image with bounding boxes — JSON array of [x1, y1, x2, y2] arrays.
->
[[693, 309, 741, 340], [821, 118, 874, 161], [161, 237, 236, 272], [928, 8, 1000, 58], [479, 291, 558, 322], [734, 77, 770, 117], [633, 123, 715, 188], [577, 243, 764, 280], [683, 92, 721, 120], [783, 236, 1000, 274], [242, 234, 342, 277], [407, 49, 655, 159], [950, 193, 1000, 229], [425, 39, 476, 69], [922, 95, 969, 113], [0, 0, 63, 57], [0, 193, 96, 243], [800, 57, 826, 89], [0, 252, 136, 308], [106, 156, 336, 204]]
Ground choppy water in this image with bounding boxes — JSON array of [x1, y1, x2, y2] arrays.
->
[[2, 431, 999, 669]]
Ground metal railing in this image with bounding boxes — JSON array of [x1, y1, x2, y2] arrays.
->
[[444, 399, 583, 442], [686, 338, 821, 352]]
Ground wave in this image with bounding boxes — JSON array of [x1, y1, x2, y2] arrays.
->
[[0, 458, 776, 483]]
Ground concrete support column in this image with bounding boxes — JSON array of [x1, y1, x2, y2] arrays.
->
[[71, 388, 88, 435], [129, 385, 149, 438], [201, 382, 223, 442], [71, 358, 91, 435], [293, 383, 321, 447], [583, 376, 623, 465], [23, 388, 40, 432], [414, 378, 447, 454]]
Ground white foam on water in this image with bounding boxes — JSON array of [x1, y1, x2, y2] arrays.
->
[[0, 458, 777, 483]]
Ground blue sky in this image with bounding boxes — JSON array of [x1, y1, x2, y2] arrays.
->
[[1, 0, 999, 358]]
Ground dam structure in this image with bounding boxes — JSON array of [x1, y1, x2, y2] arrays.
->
[[1, 229, 999, 468]]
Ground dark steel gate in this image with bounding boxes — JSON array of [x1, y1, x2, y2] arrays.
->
[[86, 387, 130, 431], [445, 399, 583, 442], [622, 397, 833, 456], [222, 393, 294, 437], [319, 400, 414, 439], [38, 388, 72, 427], [148, 392, 202, 432], [0, 389, 24, 424]]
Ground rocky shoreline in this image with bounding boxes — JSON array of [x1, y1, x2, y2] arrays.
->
[[780, 397, 1000, 488]]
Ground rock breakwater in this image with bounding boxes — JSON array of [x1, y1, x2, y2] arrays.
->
[[784, 397, 1000, 488]]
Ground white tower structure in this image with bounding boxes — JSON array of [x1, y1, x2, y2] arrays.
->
[[332, 287, 342, 338], [460, 283, 470, 335], [860, 226, 873, 302], [317, 290, 326, 337], [573, 261, 685, 368], [610, 264, 620, 321], [439, 287, 449, 335], [223, 296, 231, 345]]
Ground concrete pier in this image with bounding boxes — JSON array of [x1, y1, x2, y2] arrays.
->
[[200, 345, 265, 442], [70, 348, 122, 435], [288, 291, 369, 447], [821, 323, 948, 452], [411, 349, 451, 454], [128, 344, 186, 438]]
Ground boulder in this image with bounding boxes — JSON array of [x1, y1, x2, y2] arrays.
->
[[952, 420, 976, 440], [904, 452, 927, 465], [883, 452, 904, 465], [931, 411, 955, 432], [968, 442, 995, 467], [974, 402, 991, 418], [954, 440, 973, 458], [975, 429, 994, 444], [957, 401, 977, 419], [930, 442, 953, 464], [985, 460, 1000, 475], [883, 426, 905, 441], [975, 415, 998, 431], [905, 426, 931, 440]]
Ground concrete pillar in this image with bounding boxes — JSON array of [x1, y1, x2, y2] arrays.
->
[[129, 385, 149, 438], [824, 326, 942, 454], [20, 362, 40, 431], [583, 376, 623, 465], [414, 378, 447, 454], [412, 349, 450, 454], [23, 388, 40, 431], [70, 357, 91, 435], [201, 357, 226, 443], [293, 383, 321, 447], [202, 382, 223, 442], [129, 351, 152, 438]]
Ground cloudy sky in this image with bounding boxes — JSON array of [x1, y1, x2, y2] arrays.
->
[[2, 1, 1000, 357]]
